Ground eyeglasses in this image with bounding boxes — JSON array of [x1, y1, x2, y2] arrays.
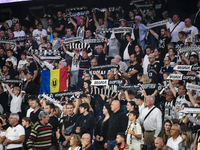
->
[[170, 128, 178, 131]]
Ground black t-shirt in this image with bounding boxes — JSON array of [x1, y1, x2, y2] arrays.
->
[[30, 108, 41, 124], [175, 40, 184, 52], [147, 62, 161, 83], [158, 36, 171, 58], [135, 53, 144, 65], [0, 92, 8, 113], [0, 55, 7, 68], [27, 62, 37, 73], [126, 63, 142, 84], [49, 115, 59, 143], [24, 81, 39, 95], [54, 18, 65, 35], [155, 56, 164, 68], [9, 68, 18, 79], [154, 1, 166, 19], [95, 51, 106, 65], [63, 114, 78, 133]]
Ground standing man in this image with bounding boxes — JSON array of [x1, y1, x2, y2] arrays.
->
[[149, 27, 171, 58], [72, 103, 95, 138], [139, 96, 162, 148], [27, 111, 52, 150], [93, 8, 108, 37], [30, 98, 41, 124], [183, 18, 199, 38], [32, 23, 47, 45], [61, 103, 78, 149], [147, 53, 161, 83], [54, 11, 65, 37], [123, 54, 142, 84], [45, 103, 59, 150], [169, 14, 185, 43], [3, 113, 25, 150], [194, 0, 200, 31], [105, 100, 128, 150]]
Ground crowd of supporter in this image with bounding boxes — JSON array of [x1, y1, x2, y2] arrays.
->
[[0, 0, 200, 150]]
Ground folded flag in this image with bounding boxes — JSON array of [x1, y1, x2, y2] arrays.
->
[[40, 67, 68, 94]]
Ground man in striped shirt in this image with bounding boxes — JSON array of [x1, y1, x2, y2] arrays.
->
[[27, 110, 52, 150]]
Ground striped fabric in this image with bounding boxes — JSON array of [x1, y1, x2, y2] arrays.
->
[[27, 121, 52, 149]]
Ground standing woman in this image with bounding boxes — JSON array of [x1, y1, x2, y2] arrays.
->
[[68, 134, 81, 150], [178, 130, 193, 150], [133, 16, 147, 54], [134, 44, 144, 66], [5, 84, 24, 122], [94, 103, 111, 150], [159, 120, 172, 144]]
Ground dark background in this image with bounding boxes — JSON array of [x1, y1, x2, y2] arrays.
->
[[0, 0, 199, 23]]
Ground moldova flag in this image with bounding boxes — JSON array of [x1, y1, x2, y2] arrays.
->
[[40, 67, 68, 94]]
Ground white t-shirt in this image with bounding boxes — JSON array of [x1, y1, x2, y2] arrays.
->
[[13, 30, 26, 37], [33, 29, 47, 45], [10, 94, 22, 113], [6, 56, 17, 67], [17, 59, 28, 69], [170, 21, 185, 42], [6, 124, 25, 149], [166, 135, 182, 150], [13, 30, 26, 46], [142, 54, 150, 75], [126, 122, 142, 150], [0, 130, 6, 149], [26, 107, 34, 117], [183, 26, 199, 37]]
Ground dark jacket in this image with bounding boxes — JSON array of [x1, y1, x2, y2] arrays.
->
[[115, 33, 136, 60], [72, 113, 95, 138], [94, 117, 109, 149], [106, 109, 128, 141]]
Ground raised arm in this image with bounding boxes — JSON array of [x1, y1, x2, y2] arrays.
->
[[149, 28, 159, 40], [187, 89, 198, 106], [104, 8, 108, 23], [92, 10, 98, 23], [5, 84, 14, 96], [169, 80, 176, 97]]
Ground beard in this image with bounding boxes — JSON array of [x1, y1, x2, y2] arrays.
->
[[130, 60, 133, 64], [190, 61, 194, 65], [117, 142, 122, 146]]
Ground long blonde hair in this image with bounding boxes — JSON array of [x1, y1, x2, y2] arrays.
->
[[142, 75, 150, 84], [181, 130, 193, 148], [81, 97, 93, 112]]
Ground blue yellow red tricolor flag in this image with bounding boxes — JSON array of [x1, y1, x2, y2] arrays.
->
[[40, 67, 68, 94]]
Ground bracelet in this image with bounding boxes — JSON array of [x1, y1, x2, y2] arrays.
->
[[82, 147, 86, 149]]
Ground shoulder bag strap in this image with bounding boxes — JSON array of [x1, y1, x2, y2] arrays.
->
[[170, 21, 181, 34], [144, 106, 156, 121]]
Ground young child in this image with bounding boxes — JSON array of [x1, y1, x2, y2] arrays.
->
[[126, 110, 142, 150], [22, 117, 32, 150]]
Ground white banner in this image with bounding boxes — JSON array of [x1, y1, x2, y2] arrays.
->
[[174, 65, 192, 71], [179, 107, 200, 114], [174, 65, 200, 72], [167, 74, 196, 81], [166, 74, 183, 80], [186, 83, 200, 91], [179, 44, 200, 53], [91, 79, 108, 86], [40, 56, 61, 60], [96, 27, 132, 34], [147, 20, 167, 29], [185, 36, 200, 43]]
